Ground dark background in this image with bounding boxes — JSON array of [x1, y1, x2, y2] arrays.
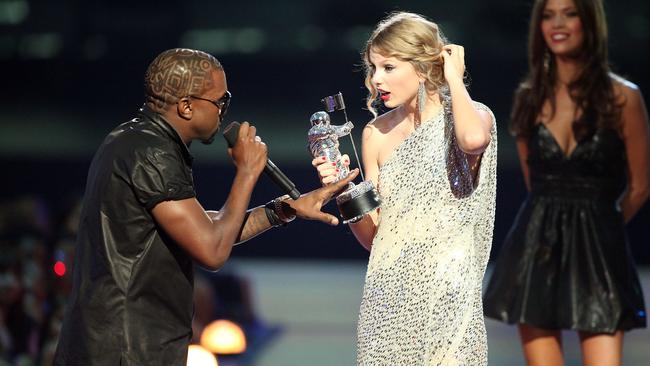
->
[[1, 0, 649, 262]]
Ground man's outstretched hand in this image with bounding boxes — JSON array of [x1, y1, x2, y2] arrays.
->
[[287, 168, 359, 225]]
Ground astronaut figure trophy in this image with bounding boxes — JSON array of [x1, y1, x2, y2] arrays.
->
[[308, 92, 381, 224]]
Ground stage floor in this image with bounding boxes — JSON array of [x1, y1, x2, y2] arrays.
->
[[221, 259, 650, 365]]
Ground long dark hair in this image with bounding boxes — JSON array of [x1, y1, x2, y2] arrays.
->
[[510, 0, 623, 139]]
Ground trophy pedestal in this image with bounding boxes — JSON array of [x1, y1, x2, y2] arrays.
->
[[335, 180, 381, 224]]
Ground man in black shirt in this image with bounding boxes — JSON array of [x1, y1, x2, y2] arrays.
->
[[53, 48, 357, 365]]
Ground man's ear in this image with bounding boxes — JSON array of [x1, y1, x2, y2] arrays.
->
[[177, 97, 193, 120]]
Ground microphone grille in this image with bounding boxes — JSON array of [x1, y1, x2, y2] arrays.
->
[[222, 121, 241, 148]]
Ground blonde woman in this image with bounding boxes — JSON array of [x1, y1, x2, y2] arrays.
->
[[313, 12, 497, 364]]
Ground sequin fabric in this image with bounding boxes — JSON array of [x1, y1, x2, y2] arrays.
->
[[357, 102, 497, 365]]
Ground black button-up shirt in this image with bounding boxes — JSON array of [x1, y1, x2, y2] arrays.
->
[[55, 107, 197, 365]]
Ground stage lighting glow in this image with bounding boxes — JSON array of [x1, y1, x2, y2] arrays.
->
[[186, 344, 218, 366], [200, 319, 246, 355], [53, 261, 66, 277]]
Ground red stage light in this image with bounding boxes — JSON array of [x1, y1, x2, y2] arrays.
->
[[54, 261, 66, 277]]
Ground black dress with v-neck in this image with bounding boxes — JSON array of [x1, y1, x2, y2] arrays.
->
[[483, 123, 646, 333]]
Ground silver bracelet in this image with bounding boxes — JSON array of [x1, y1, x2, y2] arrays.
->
[[273, 195, 296, 224]]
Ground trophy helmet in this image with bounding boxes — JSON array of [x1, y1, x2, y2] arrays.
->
[[310, 111, 330, 126]]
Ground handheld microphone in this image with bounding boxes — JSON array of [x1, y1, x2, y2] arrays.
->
[[223, 122, 301, 200]]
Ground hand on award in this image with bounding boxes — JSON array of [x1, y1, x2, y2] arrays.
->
[[307, 97, 381, 224], [286, 168, 359, 225], [311, 154, 351, 185]]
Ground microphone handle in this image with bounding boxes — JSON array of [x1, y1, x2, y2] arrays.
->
[[265, 160, 301, 200], [223, 122, 301, 199]]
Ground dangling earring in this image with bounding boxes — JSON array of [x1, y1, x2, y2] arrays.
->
[[417, 81, 426, 128]]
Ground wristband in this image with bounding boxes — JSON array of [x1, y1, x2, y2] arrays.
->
[[273, 195, 296, 224]]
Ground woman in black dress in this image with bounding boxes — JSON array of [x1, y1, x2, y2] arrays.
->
[[483, 0, 650, 364]]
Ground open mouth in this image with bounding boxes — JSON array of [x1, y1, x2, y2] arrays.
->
[[378, 90, 391, 101], [550, 33, 569, 42]]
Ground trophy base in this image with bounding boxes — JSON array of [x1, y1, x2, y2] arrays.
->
[[336, 180, 381, 224]]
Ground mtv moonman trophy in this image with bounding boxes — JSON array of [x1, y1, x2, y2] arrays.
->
[[308, 92, 381, 224]]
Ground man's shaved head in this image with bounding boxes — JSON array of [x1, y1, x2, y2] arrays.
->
[[144, 48, 223, 113]]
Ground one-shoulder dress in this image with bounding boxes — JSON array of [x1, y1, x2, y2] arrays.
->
[[357, 102, 498, 365]]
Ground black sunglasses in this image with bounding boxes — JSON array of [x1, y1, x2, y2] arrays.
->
[[190, 90, 231, 118]]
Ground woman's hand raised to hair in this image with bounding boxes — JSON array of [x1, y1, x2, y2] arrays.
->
[[440, 44, 465, 82]]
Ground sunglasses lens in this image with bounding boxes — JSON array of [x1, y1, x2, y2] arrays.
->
[[219, 92, 231, 117]]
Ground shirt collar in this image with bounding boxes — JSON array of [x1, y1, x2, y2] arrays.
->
[[138, 105, 194, 165]]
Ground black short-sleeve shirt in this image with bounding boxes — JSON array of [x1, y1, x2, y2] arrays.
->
[[54, 107, 197, 366]]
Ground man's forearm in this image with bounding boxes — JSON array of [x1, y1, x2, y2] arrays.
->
[[235, 206, 274, 244]]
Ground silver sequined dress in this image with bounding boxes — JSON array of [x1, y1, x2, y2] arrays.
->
[[357, 102, 497, 365]]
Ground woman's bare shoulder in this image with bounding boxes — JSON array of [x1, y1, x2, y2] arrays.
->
[[611, 73, 641, 97], [364, 108, 400, 136]]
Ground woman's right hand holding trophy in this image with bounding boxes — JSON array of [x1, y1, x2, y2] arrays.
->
[[312, 154, 351, 185]]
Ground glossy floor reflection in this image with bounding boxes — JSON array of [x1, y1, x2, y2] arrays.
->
[[222, 259, 649, 366]]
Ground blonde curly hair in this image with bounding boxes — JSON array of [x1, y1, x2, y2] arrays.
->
[[363, 12, 447, 117]]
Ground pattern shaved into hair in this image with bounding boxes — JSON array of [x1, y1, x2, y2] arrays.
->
[[144, 48, 223, 113]]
